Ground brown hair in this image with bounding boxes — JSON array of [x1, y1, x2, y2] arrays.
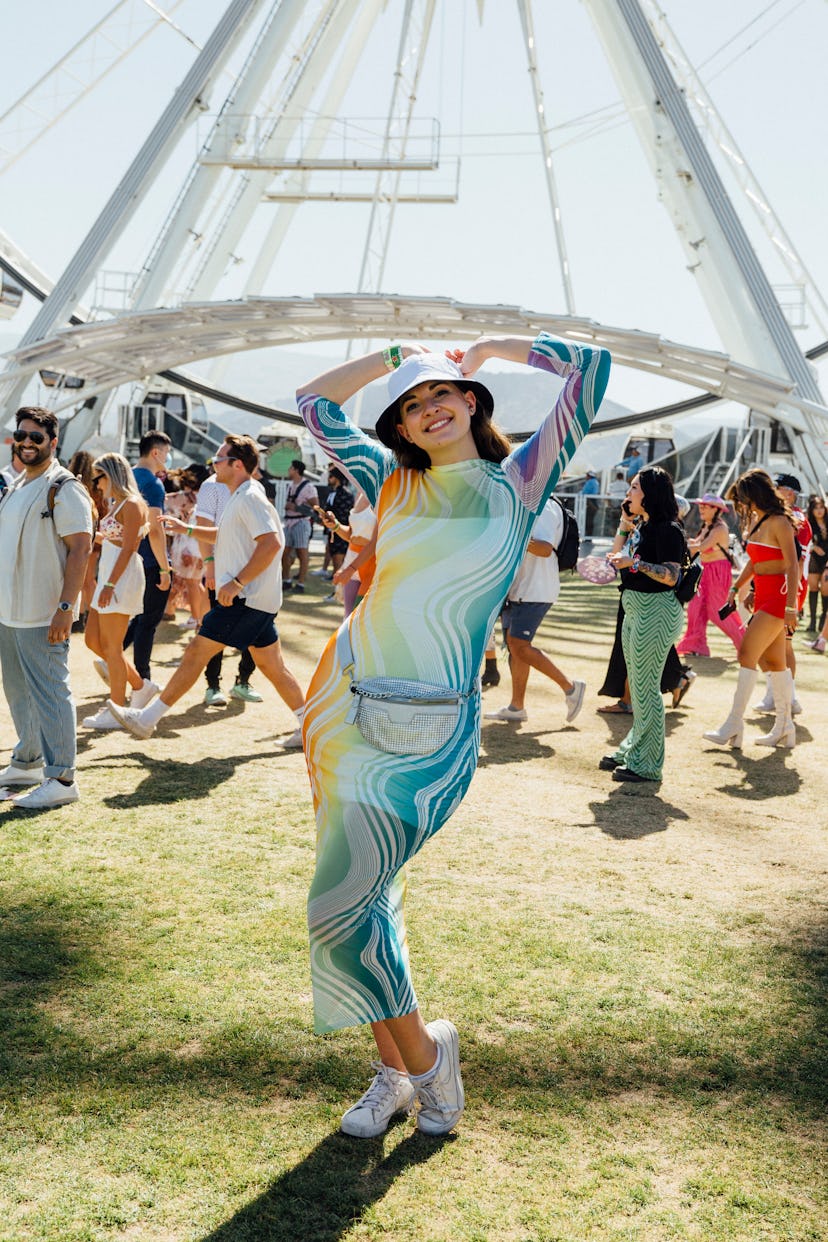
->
[[389, 384, 511, 471], [727, 468, 793, 529], [16, 405, 58, 441], [68, 450, 100, 523], [223, 434, 260, 475]]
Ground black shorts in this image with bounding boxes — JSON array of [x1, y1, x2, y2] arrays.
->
[[198, 598, 278, 650]]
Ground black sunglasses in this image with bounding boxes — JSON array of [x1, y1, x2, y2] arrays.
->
[[13, 428, 48, 445], [92, 473, 106, 484]]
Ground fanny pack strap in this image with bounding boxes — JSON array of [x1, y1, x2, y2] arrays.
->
[[336, 621, 355, 676]]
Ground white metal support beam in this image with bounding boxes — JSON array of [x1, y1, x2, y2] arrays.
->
[[515, 0, 576, 314], [0, 0, 265, 420]]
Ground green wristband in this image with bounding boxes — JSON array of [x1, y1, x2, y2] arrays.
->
[[382, 344, 403, 371]]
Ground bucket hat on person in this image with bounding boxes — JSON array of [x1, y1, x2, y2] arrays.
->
[[375, 353, 494, 449], [694, 493, 729, 511]]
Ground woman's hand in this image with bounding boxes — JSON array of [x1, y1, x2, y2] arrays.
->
[[608, 552, 633, 569], [400, 342, 429, 360], [457, 338, 495, 377], [332, 564, 355, 586], [98, 584, 115, 609], [160, 514, 185, 533]]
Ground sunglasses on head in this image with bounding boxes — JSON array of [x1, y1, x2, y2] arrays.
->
[[13, 428, 48, 445]]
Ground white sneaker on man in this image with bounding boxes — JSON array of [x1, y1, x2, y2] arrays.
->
[[340, 1061, 415, 1138], [414, 1020, 465, 1135], [82, 707, 122, 730], [12, 779, 79, 809], [278, 727, 304, 749], [92, 658, 110, 686], [483, 705, 528, 722], [564, 679, 586, 723], [106, 701, 156, 740], [131, 679, 160, 710], [0, 761, 44, 787]]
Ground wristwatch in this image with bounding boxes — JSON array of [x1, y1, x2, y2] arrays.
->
[[57, 601, 72, 612]]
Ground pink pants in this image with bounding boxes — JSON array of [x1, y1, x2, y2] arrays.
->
[[676, 557, 745, 656]]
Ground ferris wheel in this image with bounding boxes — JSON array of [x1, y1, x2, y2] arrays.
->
[[0, 0, 825, 487]]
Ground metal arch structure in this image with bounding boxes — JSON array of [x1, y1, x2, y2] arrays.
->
[[3, 293, 825, 426], [0, 0, 826, 484]]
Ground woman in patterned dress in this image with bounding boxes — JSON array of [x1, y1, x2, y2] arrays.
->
[[296, 333, 610, 1138]]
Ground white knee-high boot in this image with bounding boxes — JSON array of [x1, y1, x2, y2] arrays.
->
[[753, 672, 774, 714], [755, 670, 796, 748], [704, 666, 758, 748]]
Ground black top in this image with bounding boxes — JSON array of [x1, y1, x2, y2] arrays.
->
[[621, 519, 686, 594]]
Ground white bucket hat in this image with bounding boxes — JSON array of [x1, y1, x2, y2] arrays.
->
[[375, 353, 494, 448]]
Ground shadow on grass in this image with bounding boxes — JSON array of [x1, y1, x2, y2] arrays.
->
[[589, 789, 690, 839], [477, 728, 555, 768], [201, 1130, 450, 1242], [91, 747, 287, 808], [706, 746, 803, 800]]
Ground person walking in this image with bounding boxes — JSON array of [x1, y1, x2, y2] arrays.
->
[[122, 431, 173, 684], [296, 332, 610, 1138], [676, 494, 744, 657], [0, 407, 93, 808], [194, 466, 261, 706], [82, 454, 159, 729], [704, 468, 800, 749], [484, 499, 585, 724], [804, 494, 828, 633], [107, 436, 305, 746], [602, 468, 687, 783], [281, 459, 319, 593]]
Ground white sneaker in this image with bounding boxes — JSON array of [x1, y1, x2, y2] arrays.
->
[[0, 761, 44, 787], [278, 727, 304, 749], [483, 705, 528, 722], [12, 779, 79, 809], [93, 658, 110, 686], [82, 707, 123, 730], [564, 679, 586, 723], [415, 1020, 464, 1135], [106, 700, 156, 739], [340, 1061, 415, 1138], [131, 679, 160, 710]]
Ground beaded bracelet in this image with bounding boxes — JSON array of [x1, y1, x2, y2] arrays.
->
[[382, 344, 403, 371], [629, 554, 641, 574]]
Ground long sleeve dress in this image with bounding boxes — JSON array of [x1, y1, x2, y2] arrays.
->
[[298, 333, 610, 1034]]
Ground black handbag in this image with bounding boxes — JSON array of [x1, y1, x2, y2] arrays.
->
[[675, 553, 702, 605]]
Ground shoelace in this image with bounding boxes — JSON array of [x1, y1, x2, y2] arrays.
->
[[360, 1062, 402, 1109], [414, 1078, 451, 1116]]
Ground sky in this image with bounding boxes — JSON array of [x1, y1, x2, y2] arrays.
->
[[0, 0, 826, 418]]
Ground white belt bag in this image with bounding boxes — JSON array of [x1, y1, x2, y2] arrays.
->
[[336, 624, 475, 756]]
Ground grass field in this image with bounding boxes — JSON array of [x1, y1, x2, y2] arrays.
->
[[1, 574, 825, 1241]]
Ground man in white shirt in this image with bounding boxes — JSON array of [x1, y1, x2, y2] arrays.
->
[[194, 471, 261, 707], [0, 407, 93, 808], [281, 458, 319, 593], [484, 499, 585, 724], [108, 435, 305, 747]]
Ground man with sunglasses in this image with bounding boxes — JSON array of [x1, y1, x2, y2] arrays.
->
[[108, 435, 305, 746], [0, 407, 93, 808]]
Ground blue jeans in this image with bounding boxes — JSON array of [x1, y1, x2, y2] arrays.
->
[[0, 622, 77, 781]]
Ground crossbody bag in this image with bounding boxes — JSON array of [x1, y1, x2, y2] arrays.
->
[[336, 624, 476, 756]]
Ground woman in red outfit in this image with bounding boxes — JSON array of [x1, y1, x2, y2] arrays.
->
[[704, 469, 800, 749]]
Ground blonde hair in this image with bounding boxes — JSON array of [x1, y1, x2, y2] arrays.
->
[[93, 453, 144, 507]]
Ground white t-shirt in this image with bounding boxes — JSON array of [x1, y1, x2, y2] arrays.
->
[[0, 461, 93, 627], [507, 501, 563, 605], [215, 478, 284, 614]]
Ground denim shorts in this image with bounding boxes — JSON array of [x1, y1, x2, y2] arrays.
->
[[198, 598, 278, 650], [501, 599, 550, 642]]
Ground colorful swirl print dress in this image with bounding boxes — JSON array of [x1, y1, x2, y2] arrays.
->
[[298, 334, 611, 1034]]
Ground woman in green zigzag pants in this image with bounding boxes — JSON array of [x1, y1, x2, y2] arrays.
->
[[605, 469, 687, 783]]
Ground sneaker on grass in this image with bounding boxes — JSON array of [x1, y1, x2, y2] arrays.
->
[[483, 705, 528, 722], [12, 779, 79, 810], [230, 682, 263, 703], [81, 707, 122, 730], [564, 679, 586, 723], [106, 701, 156, 740], [414, 1019, 464, 1136], [340, 1061, 415, 1138], [0, 762, 44, 787]]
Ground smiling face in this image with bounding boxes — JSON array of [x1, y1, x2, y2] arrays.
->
[[14, 419, 56, 473], [698, 502, 719, 521], [396, 380, 479, 465]]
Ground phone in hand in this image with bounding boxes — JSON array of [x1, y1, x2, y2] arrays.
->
[[621, 499, 633, 517], [718, 600, 737, 620]]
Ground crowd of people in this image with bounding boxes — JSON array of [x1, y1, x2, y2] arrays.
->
[[0, 336, 822, 1139]]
